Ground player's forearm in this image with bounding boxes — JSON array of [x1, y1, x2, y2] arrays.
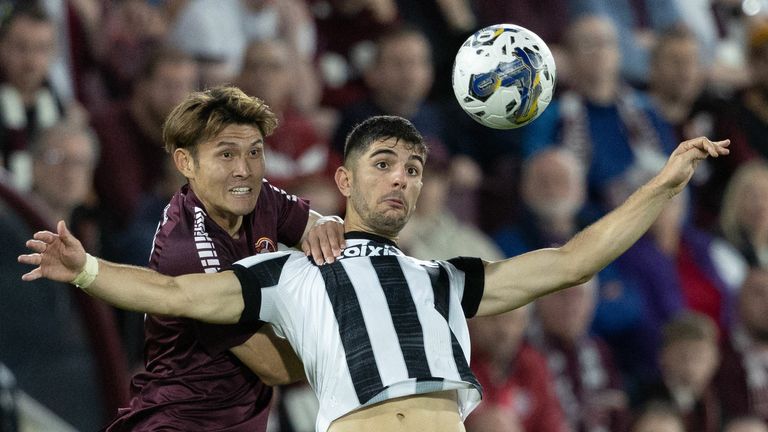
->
[[559, 176, 670, 281], [82, 260, 244, 324], [82, 258, 183, 316]]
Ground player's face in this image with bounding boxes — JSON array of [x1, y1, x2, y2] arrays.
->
[[342, 138, 424, 238], [183, 124, 266, 231]]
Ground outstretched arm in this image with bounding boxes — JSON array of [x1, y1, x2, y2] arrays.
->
[[18, 221, 246, 324], [477, 137, 730, 316]]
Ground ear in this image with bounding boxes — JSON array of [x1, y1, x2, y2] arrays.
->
[[173, 148, 195, 179], [335, 166, 352, 197]]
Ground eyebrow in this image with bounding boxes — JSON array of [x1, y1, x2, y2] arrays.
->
[[215, 139, 264, 148], [369, 148, 425, 166]]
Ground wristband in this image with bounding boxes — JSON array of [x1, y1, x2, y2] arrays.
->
[[71, 253, 99, 289]]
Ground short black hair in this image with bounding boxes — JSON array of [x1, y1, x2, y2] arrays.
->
[[343, 116, 426, 165]]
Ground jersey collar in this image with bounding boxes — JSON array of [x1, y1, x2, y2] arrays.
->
[[344, 231, 398, 248]]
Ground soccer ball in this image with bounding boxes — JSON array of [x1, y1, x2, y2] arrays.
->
[[452, 24, 556, 129]]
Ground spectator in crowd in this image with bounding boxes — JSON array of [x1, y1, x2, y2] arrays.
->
[[724, 416, 768, 432], [398, 153, 503, 261], [393, 0, 475, 102], [467, 307, 570, 432], [570, 0, 682, 86], [523, 13, 677, 213], [720, 159, 768, 268], [636, 312, 722, 432], [311, 0, 399, 109], [493, 148, 589, 257], [0, 3, 64, 189], [717, 267, 768, 423], [613, 183, 744, 395], [672, 0, 755, 93], [648, 27, 708, 142], [630, 400, 685, 432], [0, 120, 109, 431], [529, 278, 629, 432], [236, 38, 337, 189], [169, 0, 316, 88], [723, 19, 768, 161], [28, 121, 98, 225], [92, 0, 168, 105]]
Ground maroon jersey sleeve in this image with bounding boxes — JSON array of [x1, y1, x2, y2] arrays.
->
[[261, 181, 311, 247]]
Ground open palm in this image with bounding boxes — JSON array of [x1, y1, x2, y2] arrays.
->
[[18, 220, 87, 283]]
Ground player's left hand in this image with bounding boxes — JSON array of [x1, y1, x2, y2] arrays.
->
[[302, 215, 345, 265], [656, 137, 729, 196]]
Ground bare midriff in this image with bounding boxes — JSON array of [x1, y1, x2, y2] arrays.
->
[[328, 390, 465, 432]]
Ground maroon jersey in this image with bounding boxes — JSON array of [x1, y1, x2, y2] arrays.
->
[[106, 181, 310, 431]]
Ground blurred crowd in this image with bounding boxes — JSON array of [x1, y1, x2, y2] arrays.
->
[[2, 0, 768, 431]]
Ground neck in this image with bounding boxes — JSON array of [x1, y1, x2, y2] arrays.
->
[[343, 212, 400, 244], [211, 212, 244, 238]]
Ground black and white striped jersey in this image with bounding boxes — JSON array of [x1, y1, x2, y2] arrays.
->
[[232, 231, 485, 432]]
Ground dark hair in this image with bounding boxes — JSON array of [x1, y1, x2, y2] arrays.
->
[[342, 115, 426, 164], [163, 85, 277, 154], [0, 2, 51, 40]]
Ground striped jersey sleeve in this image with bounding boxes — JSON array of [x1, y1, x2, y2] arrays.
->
[[445, 257, 485, 318], [231, 252, 294, 324]]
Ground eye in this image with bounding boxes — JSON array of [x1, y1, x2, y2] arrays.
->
[[221, 151, 233, 159], [407, 166, 420, 176], [249, 147, 262, 157], [375, 161, 389, 169]]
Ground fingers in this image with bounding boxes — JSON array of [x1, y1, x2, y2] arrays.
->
[[32, 230, 57, 243], [25, 239, 47, 253], [18, 253, 42, 266], [682, 137, 730, 158], [21, 267, 43, 282], [57, 220, 78, 246], [303, 218, 346, 265]]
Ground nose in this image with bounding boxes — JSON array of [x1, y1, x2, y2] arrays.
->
[[391, 165, 407, 189], [233, 157, 251, 178]]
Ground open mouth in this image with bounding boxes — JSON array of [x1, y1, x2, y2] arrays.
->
[[230, 187, 252, 196]]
